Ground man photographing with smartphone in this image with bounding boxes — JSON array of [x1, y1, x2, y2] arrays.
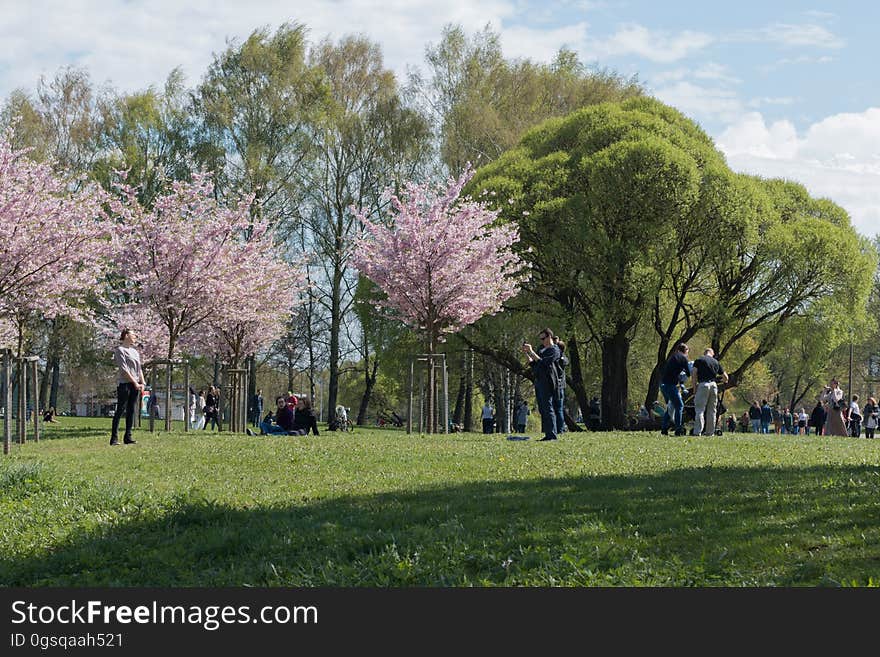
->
[[522, 328, 561, 441]]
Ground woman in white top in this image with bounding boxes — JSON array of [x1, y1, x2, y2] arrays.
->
[[111, 329, 146, 445], [797, 408, 808, 435]]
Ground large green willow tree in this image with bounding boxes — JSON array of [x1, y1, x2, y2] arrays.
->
[[471, 96, 876, 429]]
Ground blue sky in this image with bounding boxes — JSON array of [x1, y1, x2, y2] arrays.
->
[[1, 0, 877, 237]]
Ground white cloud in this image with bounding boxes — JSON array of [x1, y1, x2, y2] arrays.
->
[[732, 22, 845, 49], [717, 110, 880, 237], [652, 62, 739, 87], [747, 97, 797, 108], [500, 22, 590, 62], [588, 24, 714, 63], [0, 0, 518, 97], [758, 55, 834, 73], [653, 81, 745, 124]]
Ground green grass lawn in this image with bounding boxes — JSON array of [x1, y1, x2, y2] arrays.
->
[[2, 417, 879, 586]]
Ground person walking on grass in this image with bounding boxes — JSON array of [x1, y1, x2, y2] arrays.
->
[[203, 385, 220, 431], [110, 328, 146, 446], [514, 399, 530, 433], [797, 407, 808, 435], [251, 388, 263, 427], [810, 400, 826, 436], [863, 397, 878, 439], [481, 401, 495, 434], [522, 328, 561, 441], [690, 348, 728, 437], [849, 395, 862, 438], [749, 401, 761, 433], [659, 343, 691, 437]]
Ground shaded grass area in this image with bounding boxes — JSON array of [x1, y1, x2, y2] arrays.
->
[[2, 418, 879, 586]]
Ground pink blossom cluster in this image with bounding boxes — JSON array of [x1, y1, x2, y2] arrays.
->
[[0, 136, 111, 336], [351, 166, 527, 344], [108, 173, 304, 362], [100, 304, 170, 362]]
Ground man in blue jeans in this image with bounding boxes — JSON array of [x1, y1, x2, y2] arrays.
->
[[523, 328, 561, 441], [659, 343, 691, 436], [760, 400, 773, 434]]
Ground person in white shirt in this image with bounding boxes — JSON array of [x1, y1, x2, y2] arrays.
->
[[481, 402, 495, 434], [797, 407, 809, 435], [110, 329, 146, 446], [849, 395, 862, 437]]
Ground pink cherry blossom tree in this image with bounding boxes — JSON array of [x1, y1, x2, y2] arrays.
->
[[101, 304, 170, 362], [108, 172, 304, 431], [0, 136, 111, 356], [182, 247, 305, 367], [352, 165, 527, 432], [109, 173, 260, 361]]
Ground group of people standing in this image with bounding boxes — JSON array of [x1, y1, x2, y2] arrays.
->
[[480, 399, 532, 434], [733, 380, 876, 438], [659, 343, 729, 437], [816, 379, 876, 438], [188, 386, 220, 431]]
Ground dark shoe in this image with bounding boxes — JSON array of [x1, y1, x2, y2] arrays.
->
[[124, 438, 137, 444], [109, 439, 119, 446], [674, 428, 686, 436], [246, 428, 256, 436], [538, 436, 557, 441], [660, 429, 669, 436]]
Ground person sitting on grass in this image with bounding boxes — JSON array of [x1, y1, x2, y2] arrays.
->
[[252, 397, 295, 435], [289, 397, 320, 436], [43, 407, 59, 423]]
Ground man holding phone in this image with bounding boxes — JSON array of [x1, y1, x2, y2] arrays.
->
[[522, 328, 561, 441]]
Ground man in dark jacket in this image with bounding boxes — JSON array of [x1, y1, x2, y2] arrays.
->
[[809, 401, 826, 436], [749, 401, 762, 433], [760, 400, 773, 434], [659, 343, 691, 436], [251, 389, 263, 427], [523, 328, 561, 441]]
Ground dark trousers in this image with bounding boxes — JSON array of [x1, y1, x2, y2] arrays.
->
[[482, 418, 494, 434], [535, 380, 558, 440], [111, 382, 139, 443], [866, 427, 875, 438], [205, 411, 219, 430], [552, 388, 566, 433], [850, 419, 861, 437]]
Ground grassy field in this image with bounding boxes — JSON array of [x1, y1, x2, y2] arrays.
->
[[1, 417, 879, 586]]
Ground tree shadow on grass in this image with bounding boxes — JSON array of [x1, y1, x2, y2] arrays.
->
[[3, 464, 879, 586]]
